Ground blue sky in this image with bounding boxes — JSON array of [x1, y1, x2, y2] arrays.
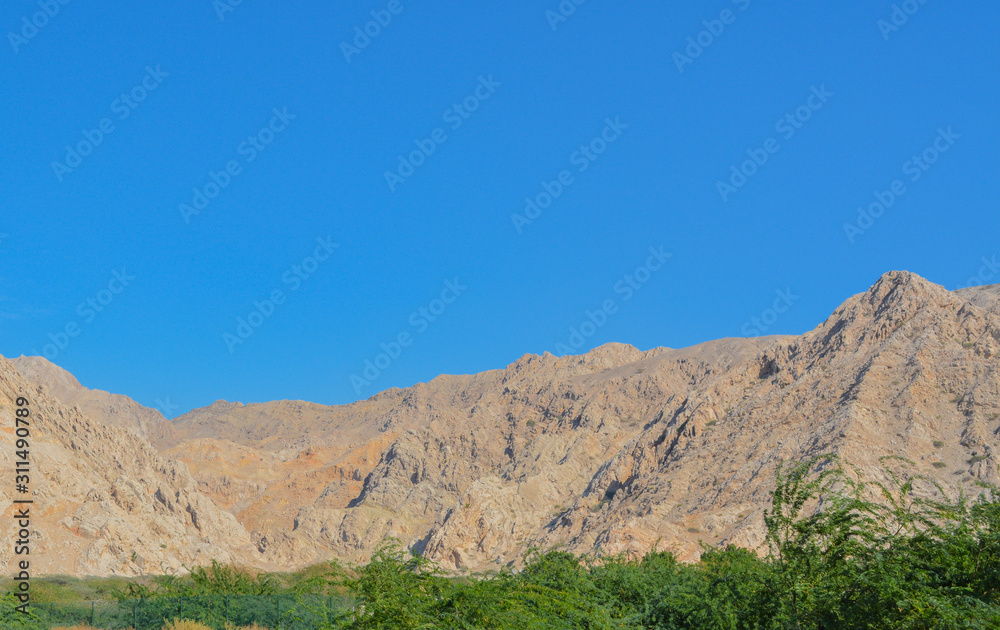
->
[[2, 0, 997, 418]]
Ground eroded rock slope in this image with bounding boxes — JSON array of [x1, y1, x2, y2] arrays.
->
[[7, 271, 999, 574]]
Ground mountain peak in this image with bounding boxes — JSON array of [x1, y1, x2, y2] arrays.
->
[[12, 355, 84, 393], [863, 270, 944, 305]]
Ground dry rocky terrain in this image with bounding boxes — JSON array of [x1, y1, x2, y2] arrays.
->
[[3, 271, 998, 575]]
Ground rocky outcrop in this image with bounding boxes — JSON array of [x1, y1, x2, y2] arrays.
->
[[7, 272, 1000, 575], [0, 357, 256, 576], [10, 356, 176, 445]]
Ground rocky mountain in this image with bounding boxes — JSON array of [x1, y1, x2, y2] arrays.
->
[[0, 358, 256, 577], [5, 271, 999, 575], [10, 356, 176, 445]]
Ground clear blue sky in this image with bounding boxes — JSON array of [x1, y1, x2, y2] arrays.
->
[[2, 1, 997, 418]]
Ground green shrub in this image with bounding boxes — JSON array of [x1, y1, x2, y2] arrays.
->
[[590, 499, 609, 512], [0, 594, 47, 629], [33, 459, 1000, 630]]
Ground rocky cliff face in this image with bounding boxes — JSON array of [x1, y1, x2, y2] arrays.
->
[[0, 358, 255, 576], [6, 271, 999, 575], [10, 356, 176, 445]]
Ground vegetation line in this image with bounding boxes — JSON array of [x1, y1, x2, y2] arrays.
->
[[5, 456, 999, 629]]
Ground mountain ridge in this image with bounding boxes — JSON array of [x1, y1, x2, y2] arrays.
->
[[5, 271, 999, 575]]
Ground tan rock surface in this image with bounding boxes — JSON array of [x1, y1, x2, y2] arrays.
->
[[10, 356, 176, 445], [8, 272, 999, 574], [0, 358, 257, 577]]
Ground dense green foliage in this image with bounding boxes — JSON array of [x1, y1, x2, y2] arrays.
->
[[0, 563, 347, 629], [0, 592, 46, 629], [299, 456, 1000, 629], [5, 456, 999, 629], [111, 561, 279, 600], [0, 560, 349, 606]]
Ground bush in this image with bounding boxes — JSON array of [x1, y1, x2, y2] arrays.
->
[[38, 458, 1000, 630], [0, 593, 47, 629]]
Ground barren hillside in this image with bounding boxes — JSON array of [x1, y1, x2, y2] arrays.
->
[[0, 359, 256, 577], [6, 271, 999, 575]]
